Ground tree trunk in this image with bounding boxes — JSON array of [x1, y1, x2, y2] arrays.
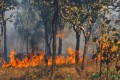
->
[[1, 12, 7, 62], [100, 41, 103, 77], [50, 0, 58, 79], [75, 31, 80, 64], [58, 18, 65, 55], [45, 27, 51, 57], [44, 25, 51, 65], [30, 36, 36, 54], [58, 32, 62, 55], [106, 64, 109, 80], [26, 37, 29, 54], [100, 26, 104, 77], [3, 22, 7, 62], [81, 36, 89, 70], [0, 23, 3, 58], [81, 22, 92, 70], [0, 38, 1, 58], [48, 43, 51, 56]]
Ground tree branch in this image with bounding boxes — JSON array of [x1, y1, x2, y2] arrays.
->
[[5, 12, 18, 21]]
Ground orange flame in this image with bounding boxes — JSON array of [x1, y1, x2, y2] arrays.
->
[[3, 48, 83, 68], [3, 50, 45, 68], [117, 40, 120, 45], [58, 32, 63, 39], [111, 46, 118, 52], [97, 54, 101, 61]]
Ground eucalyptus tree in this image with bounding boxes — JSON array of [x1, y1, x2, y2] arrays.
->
[[14, 0, 43, 54], [60, 0, 116, 70], [39, 1, 53, 57], [58, 17, 65, 55], [50, 0, 58, 79], [60, 0, 95, 66], [0, 0, 18, 61], [30, 0, 54, 65], [60, 0, 85, 65]]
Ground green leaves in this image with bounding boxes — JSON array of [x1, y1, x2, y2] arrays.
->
[[91, 72, 101, 79]]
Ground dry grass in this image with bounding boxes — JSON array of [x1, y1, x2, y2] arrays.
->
[[0, 61, 119, 80]]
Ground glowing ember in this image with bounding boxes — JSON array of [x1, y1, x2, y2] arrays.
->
[[58, 32, 63, 39], [97, 54, 101, 61]]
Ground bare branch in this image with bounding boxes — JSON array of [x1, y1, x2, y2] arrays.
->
[[5, 12, 18, 21]]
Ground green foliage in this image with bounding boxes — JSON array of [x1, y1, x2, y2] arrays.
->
[[65, 75, 73, 80], [90, 70, 120, 80], [0, 0, 18, 13], [90, 72, 101, 79], [109, 70, 120, 80]]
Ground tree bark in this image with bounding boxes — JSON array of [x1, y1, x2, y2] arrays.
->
[[0, 38, 1, 58], [3, 23, 7, 61], [58, 18, 65, 55], [58, 31, 62, 55], [100, 26, 104, 78], [48, 43, 51, 56], [1, 12, 7, 62], [81, 20, 92, 70], [50, 0, 58, 79], [45, 26, 51, 57], [81, 36, 89, 70], [75, 30, 80, 64], [0, 23, 3, 58], [26, 36, 29, 54]]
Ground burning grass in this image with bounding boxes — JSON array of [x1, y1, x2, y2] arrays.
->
[[2, 48, 83, 68], [0, 47, 119, 80], [0, 60, 120, 80], [0, 63, 95, 80], [0, 61, 119, 80]]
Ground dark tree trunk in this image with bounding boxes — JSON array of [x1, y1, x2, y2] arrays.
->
[[0, 38, 1, 58], [44, 25, 52, 65], [81, 21, 92, 70], [48, 43, 51, 56], [81, 36, 89, 70], [45, 26, 51, 57], [3, 25, 7, 61], [50, 0, 58, 79], [30, 36, 36, 54], [1, 12, 7, 62], [100, 27, 104, 77], [106, 53, 109, 80], [58, 18, 65, 55], [100, 42, 103, 77], [75, 31, 80, 64], [0, 23, 3, 58], [58, 32, 62, 55], [73, 26, 81, 65], [26, 37, 29, 54]]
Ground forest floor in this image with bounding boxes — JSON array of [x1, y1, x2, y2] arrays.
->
[[0, 60, 120, 80]]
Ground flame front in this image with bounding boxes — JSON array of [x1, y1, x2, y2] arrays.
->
[[3, 48, 83, 68]]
